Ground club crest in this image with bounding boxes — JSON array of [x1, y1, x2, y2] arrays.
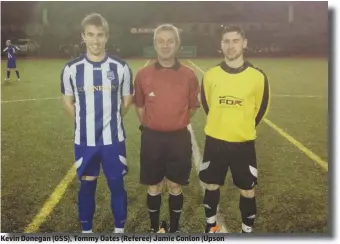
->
[[107, 70, 115, 80]]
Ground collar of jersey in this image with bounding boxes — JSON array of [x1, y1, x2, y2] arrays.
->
[[219, 61, 250, 74], [155, 59, 181, 70], [84, 53, 109, 66]]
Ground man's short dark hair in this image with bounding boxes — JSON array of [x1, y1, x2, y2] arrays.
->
[[221, 25, 246, 39], [81, 13, 109, 35]]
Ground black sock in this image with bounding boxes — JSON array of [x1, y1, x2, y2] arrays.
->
[[203, 189, 220, 231], [7, 71, 10, 79], [169, 192, 183, 232], [147, 192, 161, 231], [15, 71, 20, 79], [203, 189, 220, 224], [239, 195, 256, 233]]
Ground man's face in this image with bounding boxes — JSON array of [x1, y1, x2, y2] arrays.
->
[[154, 30, 179, 60], [221, 31, 247, 61], [82, 25, 108, 56], [6, 41, 11, 46]]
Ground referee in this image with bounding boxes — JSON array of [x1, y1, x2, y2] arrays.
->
[[199, 25, 270, 233], [134, 24, 200, 233]]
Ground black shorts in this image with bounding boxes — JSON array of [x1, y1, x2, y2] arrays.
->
[[140, 127, 192, 186], [199, 135, 257, 190]]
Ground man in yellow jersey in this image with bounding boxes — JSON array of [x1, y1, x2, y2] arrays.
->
[[199, 25, 270, 233]]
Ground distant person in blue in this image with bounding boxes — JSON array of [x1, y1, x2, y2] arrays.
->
[[2, 40, 21, 81], [60, 13, 134, 233]]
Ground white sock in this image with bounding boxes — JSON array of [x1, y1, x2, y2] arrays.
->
[[82, 229, 93, 233], [114, 228, 124, 233]]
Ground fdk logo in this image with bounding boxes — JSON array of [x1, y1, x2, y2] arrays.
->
[[219, 96, 243, 106]]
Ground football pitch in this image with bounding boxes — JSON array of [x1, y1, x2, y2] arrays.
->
[[1, 58, 328, 234]]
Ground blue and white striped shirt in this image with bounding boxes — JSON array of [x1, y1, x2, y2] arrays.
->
[[61, 54, 133, 146], [3, 45, 20, 59]]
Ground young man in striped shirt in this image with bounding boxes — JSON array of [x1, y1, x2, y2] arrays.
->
[[60, 13, 133, 233]]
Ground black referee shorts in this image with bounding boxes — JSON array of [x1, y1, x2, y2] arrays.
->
[[199, 135, 257, 190], [140, 127, 192, 186]]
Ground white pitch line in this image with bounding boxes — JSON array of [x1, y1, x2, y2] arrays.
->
[[187, 124, 229, 233], [1, 97, 60, 103], [1, 93, 323, 104], [272, 94, 324, 98], [144, 59, 150, 67], [187, 59, 208, 74], [0, 76, 323, 105], [187, 60, 325, 99], [3, 60, 152, 105]]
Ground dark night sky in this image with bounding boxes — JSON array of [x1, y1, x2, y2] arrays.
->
[[1, 1, 328, 25]]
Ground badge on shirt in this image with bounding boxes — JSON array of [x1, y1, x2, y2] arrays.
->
[[107, 70, 115, 81]]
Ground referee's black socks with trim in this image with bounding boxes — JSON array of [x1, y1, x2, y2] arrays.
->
[[147, 192, 162, 231], [239, 195, 256, 233], [169, 192, 183, 232], [203, 189, 220, 227]]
